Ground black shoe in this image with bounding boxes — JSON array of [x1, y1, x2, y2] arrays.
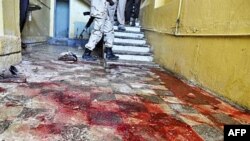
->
[[106, 48, 119, 60], [9, 65, 18, 75], [82, 48, 97, 61], [118, 24, 126, 31]]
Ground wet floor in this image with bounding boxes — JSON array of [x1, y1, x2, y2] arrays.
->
[[0, 45, 249, 141]]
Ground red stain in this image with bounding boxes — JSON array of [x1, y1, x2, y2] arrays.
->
[[30, 82, 90, 111], [0, 87, 5, 93], [54, 92, 89, 109], [116, 101, 148, 113], [149, 113, 184, 126], [133, 112, 151, 120], [116, 125, 150, 141], [33, 123, 63, 134], [164, 125, 202, 141], [152, 69, 221, 105], [152, 69, 250, 128], [22, 81, 203, 140], [144, 103, 164, 113], [151, 69, 226, 127], [5, 102, 19, 107], [117, 113, 202, 141], [116, 102, 202, 141], [90, 101, 120, 112]]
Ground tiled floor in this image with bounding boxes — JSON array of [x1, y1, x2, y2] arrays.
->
[[0, 45, 249, 141]]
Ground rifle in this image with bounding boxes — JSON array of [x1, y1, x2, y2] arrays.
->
[[79, 12, 95, 39]]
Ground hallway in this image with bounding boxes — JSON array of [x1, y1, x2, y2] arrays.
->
[[0, 45, 249, 141]]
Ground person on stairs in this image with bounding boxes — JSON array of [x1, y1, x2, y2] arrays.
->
[[82, 0, 119, 61], [125, 0, 141, 26], [108, 0, 127, 31]]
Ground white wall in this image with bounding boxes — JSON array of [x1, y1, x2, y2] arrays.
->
[[50, 0, 55, 37], [69, 0, 90, 38]]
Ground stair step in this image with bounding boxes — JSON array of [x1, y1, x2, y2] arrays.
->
[[114, 36, 145, 40], [116, 54, 153, 62], [114, 42, 149, 47], [115, 36, 144, 40], [114, 30, 144, 34], [113, 45, 150, 53], [114, 38, 146, 45], [114, 32, 144, 39], [113, 51, 152, 56], [106, 60, 159, 68], [114, 26, 141, 32]]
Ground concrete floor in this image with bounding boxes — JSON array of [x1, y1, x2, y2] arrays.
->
[[0, 45, 249, 141]]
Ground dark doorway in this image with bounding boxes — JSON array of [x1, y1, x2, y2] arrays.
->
[[20, 0, 29, 32]]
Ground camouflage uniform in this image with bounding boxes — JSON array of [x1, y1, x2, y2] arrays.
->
[[85, 0, 114, 51]]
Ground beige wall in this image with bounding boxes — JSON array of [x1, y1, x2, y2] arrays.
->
[[141, 0, 250, 109], [0, 0, 21, 70], [22, 0, 51, 42]]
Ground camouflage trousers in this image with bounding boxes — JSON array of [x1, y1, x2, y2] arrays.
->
[[85, 17, 114, 50]]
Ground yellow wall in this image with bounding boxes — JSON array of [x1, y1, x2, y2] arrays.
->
[[0, 0, 21, 70], [141, 0, 250, 109], [141, 0, 250, 35], [2, 0, 20, 36], [0, 0, 3, 35], [179, 0, 250, 35]]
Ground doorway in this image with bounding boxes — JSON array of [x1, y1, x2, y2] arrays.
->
[[55, 0, 69, 38]]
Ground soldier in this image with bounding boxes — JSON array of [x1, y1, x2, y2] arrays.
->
[[82, 0, 119, 61]]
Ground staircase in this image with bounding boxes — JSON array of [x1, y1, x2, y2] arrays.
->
[[106, 25, 158, 68]]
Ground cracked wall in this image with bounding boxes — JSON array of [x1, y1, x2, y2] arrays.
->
[[0, 0, 22, 70], [141, 0, 250, 109]]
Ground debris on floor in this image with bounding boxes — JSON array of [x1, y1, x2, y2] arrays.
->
[[58, 51, 78, 62], [0, 66, 27, 83]]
